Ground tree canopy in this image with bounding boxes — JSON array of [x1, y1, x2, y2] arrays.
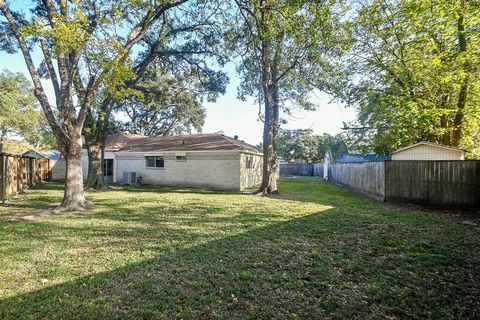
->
[[114, 69, 207, 136], [277, 129, 347, 163], [343, 0, 480, 157], [0, 70, 48, 150]]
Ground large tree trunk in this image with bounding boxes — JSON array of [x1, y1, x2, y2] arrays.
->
[[257, 30, 283, 195], [83, 101, 113, 190], [452, 2, 468, 147], [257, 85, 280, 195], [452, 76, 469, 147], [85, 138, 108, 190], [257, 33, 279, 195], [57, 135, 90, 211], [258, 98, 277, 194]]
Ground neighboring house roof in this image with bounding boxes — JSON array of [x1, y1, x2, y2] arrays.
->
[[23, 150, 61, 160], [336, 153, 391, 163], [105, 132, 145, 151], [391, 141, 465, 154], [106, 132, 262, 154]]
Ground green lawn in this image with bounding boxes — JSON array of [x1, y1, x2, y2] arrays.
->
[[0, 177, 478, 319]]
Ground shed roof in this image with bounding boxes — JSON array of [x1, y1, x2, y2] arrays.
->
[[23, 150, 61, 160], [391, 141, 465, 155], [107, 132, 262, 154]]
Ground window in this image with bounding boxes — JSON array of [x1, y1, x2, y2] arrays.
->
[[145, 156, 164, 168], [176, 155, 187, 161], [246, 156, 253, 169], [103, 159, 113, 179]]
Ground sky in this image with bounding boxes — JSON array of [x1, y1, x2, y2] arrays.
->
[[202, 64, 357, 145]]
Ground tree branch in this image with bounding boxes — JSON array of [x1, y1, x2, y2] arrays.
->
[[0, 0, 67, 142], [39, 39, 61, 101]]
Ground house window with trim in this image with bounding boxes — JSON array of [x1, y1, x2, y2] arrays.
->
[[176, 155, 187, 161], [145, 156, 164, 168]]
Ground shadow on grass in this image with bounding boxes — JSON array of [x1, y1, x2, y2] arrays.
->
[[1, 179, 479, 319], [1, 207, 478, 319], [6, 178, 374, 216], [108, 183, 247, 196]]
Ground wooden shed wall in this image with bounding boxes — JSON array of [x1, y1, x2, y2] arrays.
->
[[0, 154, 52, 202], [392, 144, 464, 160]]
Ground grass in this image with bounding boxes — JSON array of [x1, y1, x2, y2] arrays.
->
[[0, 177, 479, 319]]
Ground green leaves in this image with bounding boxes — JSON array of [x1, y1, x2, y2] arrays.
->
[[0, 70, 44, 146], [233, 0, 349, 110], [114, 66, 207, 136], [277, 129, 347, 163], [344, 0, 480, 157]]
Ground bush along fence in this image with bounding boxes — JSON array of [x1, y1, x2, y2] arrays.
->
[[328, 160, 480, 209], [0, 153, 53, 203]]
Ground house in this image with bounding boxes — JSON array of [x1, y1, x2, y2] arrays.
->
[[391, 141, 465, 160], [51, 132, 263, 191], [335, 153, 391, 163]]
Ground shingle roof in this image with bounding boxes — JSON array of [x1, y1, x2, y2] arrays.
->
[[22, 150, 61, 160], [105, 132, 145, 150], [106, 132, 262, 154]]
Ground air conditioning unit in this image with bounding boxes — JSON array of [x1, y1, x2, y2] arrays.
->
[[122, 172, 137, 185]]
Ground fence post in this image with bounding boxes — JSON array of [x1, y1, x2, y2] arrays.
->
[[17, 157, 23, 194], [0, 155, 4, 204], [3, 155, 9, 202]]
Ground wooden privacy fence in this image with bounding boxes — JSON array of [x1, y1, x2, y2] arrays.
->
[[280, 163, 325, 177], [313, 163, 325, 178], [280, 163, 313, 176], [328, 161, 386, 201], [328, 160, 480, 208], [0, 153, 53, 202]]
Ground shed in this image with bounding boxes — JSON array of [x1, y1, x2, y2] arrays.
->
[[23, 150, 61, 160], [391, 141, 465, 160]]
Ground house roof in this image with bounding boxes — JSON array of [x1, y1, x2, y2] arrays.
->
[[105, 132, 145, 151], [391, 141, 465, 155], [107, 132, 262, 154], [336, 153, 391, 163]]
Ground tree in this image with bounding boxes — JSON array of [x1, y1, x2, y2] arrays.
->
[[0, 0, 188, 210], [343, 0, 480, 156], [82, 1, 228, 190], [232, 0, 349, 194], [115, 74, 206, 136], [0, 70, 40, 148], [277, 129, 347, 163]]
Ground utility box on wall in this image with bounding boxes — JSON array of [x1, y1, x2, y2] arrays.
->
[[122, 172, 137, 185]]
